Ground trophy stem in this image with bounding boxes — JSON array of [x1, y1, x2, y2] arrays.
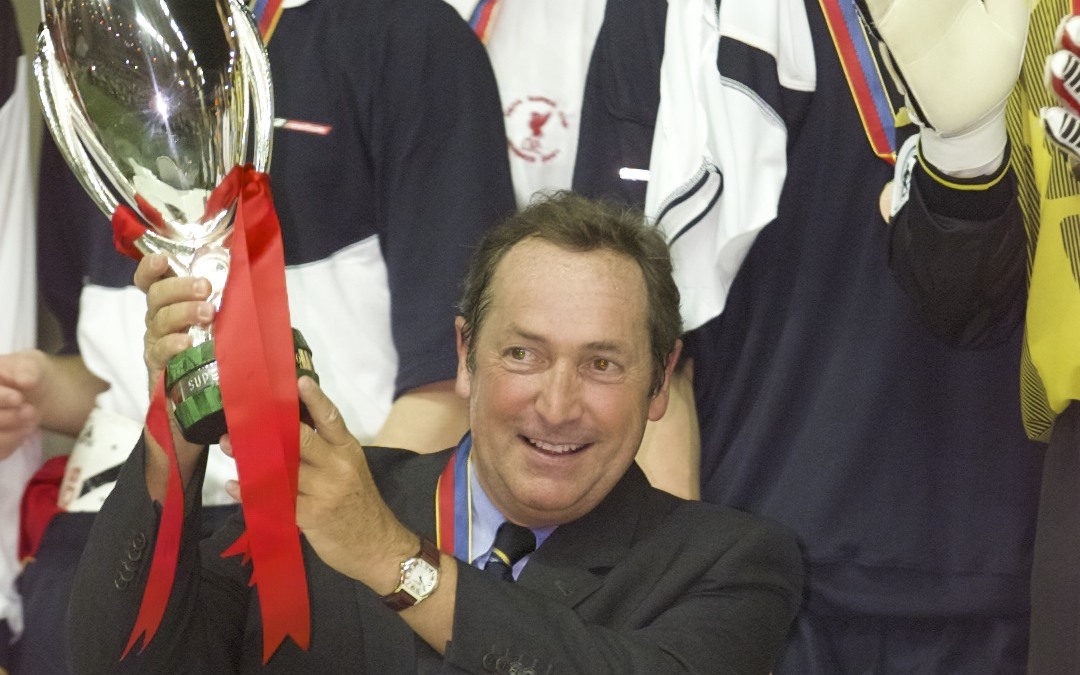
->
[[165, 328, 318, 444]]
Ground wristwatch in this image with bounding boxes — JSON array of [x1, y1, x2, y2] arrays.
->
[[380, 538, 441, 611]]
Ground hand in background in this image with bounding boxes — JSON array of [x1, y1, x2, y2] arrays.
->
[[1042, 14, 1080, 164], [0, 349, 48, 458]]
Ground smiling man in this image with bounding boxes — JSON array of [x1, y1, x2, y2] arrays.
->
[[68, 191, 803, 674]]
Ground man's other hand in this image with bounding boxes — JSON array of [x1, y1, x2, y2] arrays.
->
[[224, 376, 416, 590]]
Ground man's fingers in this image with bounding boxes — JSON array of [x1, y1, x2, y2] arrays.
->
[[144, 331, 195, 377], [298, 376, 352, 446], [225, 479, 241, 503], [133, 253, 172, 293], [142, 273, 214, 375], [145, 279, 214, 333]]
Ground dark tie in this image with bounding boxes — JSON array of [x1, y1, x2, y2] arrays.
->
[[484, 522, 536, 581]]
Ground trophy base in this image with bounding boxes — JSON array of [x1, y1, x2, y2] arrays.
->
[[165, 329, 318, 445]]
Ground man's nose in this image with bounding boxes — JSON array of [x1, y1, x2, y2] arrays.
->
[[535, 362, 584, 425]]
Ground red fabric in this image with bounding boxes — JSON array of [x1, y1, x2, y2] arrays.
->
[[122, 167, 309, 662], [17, 456, 67, 562], [216, 167, 309, 660], [110, 205, 149, 261], [123, 376, 185, 658], [203, 165, 243, 223]]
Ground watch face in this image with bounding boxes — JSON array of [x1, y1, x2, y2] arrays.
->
[[402, 558, 439, 599]]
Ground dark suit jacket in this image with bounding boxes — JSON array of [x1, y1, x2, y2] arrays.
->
[[69, 440, 803, 674]]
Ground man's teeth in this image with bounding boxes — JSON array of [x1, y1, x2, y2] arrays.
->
[[528, 438, 584, 454]]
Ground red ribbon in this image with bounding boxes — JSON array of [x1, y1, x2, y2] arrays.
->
[[216, 167, 310, 661], [17, 455, 67, 563], [111, 206, 149, 260], [114, 167, 309, 662], [122, 376, 183, 658]]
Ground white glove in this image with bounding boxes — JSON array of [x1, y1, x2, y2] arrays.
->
[[1042, 15, 1080, 164], [858, 0, 1029, 175]]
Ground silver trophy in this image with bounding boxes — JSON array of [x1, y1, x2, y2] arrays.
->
[[36, 0, 315, 443]]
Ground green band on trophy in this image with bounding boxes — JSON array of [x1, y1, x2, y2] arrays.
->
[[165, 328, 319, 445]]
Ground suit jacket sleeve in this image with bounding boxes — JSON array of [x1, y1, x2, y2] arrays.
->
[[67, 439, 246, 674], [443, 502, 803, 675], [887, 147, 1027, 349]]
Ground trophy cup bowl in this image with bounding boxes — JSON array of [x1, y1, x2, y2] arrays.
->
[[35, 0, 316, 444]]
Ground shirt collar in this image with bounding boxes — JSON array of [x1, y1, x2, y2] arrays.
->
[[469, 461, 556, 579]]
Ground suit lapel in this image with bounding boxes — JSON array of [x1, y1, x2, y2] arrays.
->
[[516, 463, 655, 608]]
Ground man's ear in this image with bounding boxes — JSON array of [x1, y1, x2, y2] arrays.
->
[[454, 316, 472, 400], [647, 339, 683, 422]]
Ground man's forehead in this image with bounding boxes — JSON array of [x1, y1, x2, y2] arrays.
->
[[483, 239, 649, 343], [494, 238, 636, 283]]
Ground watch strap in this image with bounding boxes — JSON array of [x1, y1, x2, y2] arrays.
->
[[380, 538, 440, 611]]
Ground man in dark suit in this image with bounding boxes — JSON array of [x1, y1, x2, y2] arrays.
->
[[67, 192, 803, 674]]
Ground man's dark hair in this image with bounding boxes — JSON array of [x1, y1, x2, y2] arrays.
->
[[458, 190, 681, 395]]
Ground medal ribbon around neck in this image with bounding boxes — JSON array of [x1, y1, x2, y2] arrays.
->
[[249, 0, 287, 43], [435, 434, 474, 561], [820, 0, 898, 165], [468, 0, 502, 43]]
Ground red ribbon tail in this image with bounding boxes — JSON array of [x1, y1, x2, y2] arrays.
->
[[220, 531, 252, 566], [123, 377, 184, 658], [217, 167, 311, 662]]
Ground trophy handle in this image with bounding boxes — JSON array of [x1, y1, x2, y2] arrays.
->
[[36, 30, 198, 279], [231, 0, 274, 173], [35, 27, 156, 238], [34, 28, 120, 221]]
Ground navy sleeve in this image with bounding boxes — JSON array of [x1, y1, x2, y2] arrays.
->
[[572, 0, 666, 209], [37, 134, 92, 355], [888, 151, 1027, 349], [333, 0, 515, 397]]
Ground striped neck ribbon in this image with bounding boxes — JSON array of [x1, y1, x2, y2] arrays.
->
[[249, 0, 286, 43], [820, 0, 898, 165], [435, 434, 474, 561], [468, 0, 501, 43]]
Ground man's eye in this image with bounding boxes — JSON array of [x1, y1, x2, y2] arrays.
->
[[593, 358, 609, 371], [510, 348, 527, 360]]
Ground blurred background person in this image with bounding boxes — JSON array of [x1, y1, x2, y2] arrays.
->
[[0, 1, 41, 671]]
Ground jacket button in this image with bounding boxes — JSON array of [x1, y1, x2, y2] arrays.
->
[[114, 574, 129, 590], [132, 532, 147, 549]]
